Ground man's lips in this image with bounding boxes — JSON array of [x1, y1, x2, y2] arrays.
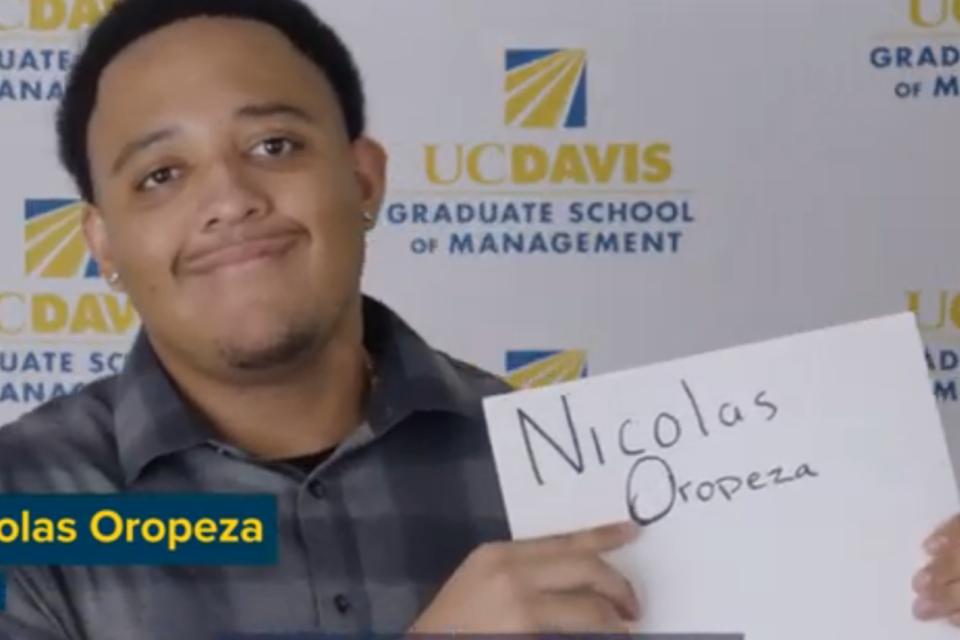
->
[[180, 232, 301, 276]]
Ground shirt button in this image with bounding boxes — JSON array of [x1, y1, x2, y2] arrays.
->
[[308, 480, 327, 499], [333, 593, 351, 614]]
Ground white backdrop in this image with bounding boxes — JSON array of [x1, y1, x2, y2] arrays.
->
[[0, 0, 958, 475]]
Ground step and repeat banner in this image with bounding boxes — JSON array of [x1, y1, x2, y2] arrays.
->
[[0, 0, 957, 470]]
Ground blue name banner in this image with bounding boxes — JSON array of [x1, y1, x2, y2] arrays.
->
[[0, 494, 277, 565]]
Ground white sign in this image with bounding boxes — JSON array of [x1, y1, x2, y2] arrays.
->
[[483, 313, 959, 638]]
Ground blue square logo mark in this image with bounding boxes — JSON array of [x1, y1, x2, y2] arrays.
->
[[504, 48, 587, 129]]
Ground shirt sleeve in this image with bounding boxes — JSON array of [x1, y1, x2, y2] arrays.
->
[[0, 421, 80, 639], [0, 568, 76, 640]]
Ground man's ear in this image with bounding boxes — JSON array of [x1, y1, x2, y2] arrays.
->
[[82, 204, 121, 290], [352, 136, 388, 227]]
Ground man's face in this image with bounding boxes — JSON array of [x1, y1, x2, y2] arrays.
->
[[84, 17, 385, 375]]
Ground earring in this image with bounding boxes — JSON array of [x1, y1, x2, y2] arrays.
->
[[107, 273, 120, 286], [362, 211, 376, 229]]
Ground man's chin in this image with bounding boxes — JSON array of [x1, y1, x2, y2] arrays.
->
[[215, 328, 317, 372]]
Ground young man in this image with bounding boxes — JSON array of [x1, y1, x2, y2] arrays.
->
[[0, 0, 955, 637]]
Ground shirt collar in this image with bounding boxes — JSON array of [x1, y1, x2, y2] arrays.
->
[[361, 296, 486, 431], [113, 295, 486, 486], [113, 332, 210, 486]]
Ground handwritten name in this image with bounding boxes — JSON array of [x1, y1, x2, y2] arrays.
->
[[514, 378, 820, 525]]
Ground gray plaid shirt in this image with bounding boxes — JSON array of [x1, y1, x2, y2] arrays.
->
[[0, 297, 512, 640]]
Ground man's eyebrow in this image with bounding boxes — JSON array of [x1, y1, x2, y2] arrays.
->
[[234, 102, 316, 123], [111, 127, 179, 176], [109, 104, 315, 176]]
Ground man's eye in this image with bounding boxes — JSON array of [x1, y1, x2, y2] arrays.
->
[[251, 137, 302, 157], [137, 167, 179, 192]]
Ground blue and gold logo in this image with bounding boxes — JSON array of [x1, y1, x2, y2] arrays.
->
[[24, 199, 99, 278], [910, 0, 960, 28], [869, 0, 960, 100], [505, 350, 588, 389], [0, 0, 115, 33], [0, 0, 113, 103], [0, 198, 133, 407], [398, 45, 689, 260], [504, 48, 587, 129], [908, 290, 960, 404]]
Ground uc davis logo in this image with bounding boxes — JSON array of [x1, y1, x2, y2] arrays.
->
[[911, 0, 960, 28], [0, 0, 114, 103], [869, 1, 960, 101], [24, 199, 99, 278], [908, 290, 960, 404], [420, 46, 673, 189], [504, 49, 587, 129], [0, 0, 115, 33], [909, 290, 960, 332], [505, 350, 588, 389]]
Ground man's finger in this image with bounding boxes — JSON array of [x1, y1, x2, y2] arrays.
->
[[915, 577, 960, 621], [915, 550, 960, 597], [925, 515, 960, 555], [531, 592, 630, 633], [525, 553, 639, 621], [520, 521, 640, 557]]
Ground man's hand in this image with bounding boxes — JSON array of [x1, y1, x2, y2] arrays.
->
[[410, 521, 641, 634], [914, 515, 960, 625]]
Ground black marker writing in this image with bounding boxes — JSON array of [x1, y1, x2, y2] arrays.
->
[[627, 458, 820, 524], [718, 403, 745, 427], [590, 427, 606, 466], [682, 378, 709, 438], [654, 412, 682, 448], [754, 390, 778, 421], [626, 455, 677, 526], [619, 418, 646, 456], [517, 394, 584, 486], [516, 379, 784, 499]]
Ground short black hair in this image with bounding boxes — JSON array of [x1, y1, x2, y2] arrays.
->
[[57, 0, 366, 203]]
